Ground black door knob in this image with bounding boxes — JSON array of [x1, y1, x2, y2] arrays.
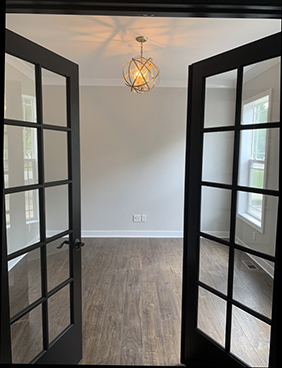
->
[[73, 238, 85, 251]]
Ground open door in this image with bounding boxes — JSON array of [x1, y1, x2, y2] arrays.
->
[[1, 29, 82, 364], [181, 33, 280, 367]]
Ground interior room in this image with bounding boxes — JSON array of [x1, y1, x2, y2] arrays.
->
[[3, 12, 280, 366]]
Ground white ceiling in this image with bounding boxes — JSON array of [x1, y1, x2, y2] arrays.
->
[[6, 14, 281, 87]]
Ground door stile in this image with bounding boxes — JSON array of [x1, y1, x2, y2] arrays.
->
[[225, 65, 243, 355]]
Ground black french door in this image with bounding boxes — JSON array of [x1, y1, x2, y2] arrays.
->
[[1, 29, 82, 364], [181, 32, 280, 367]]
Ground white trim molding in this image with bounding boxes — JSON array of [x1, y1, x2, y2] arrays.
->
[[81, 230, 183, 238]]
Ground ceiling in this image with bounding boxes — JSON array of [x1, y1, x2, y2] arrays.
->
[[5, 14, 281, 87]]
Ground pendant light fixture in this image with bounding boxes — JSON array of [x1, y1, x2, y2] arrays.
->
[[123, 36, 160, 94]]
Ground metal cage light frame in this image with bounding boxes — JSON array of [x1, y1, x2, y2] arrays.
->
[[123, 36, 160, 93]]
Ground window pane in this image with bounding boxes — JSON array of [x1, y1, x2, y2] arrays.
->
[[45, 185, 69, 238], [233, 249, 274, 319], [197, 287, 226, 347], [4, 53, 37, 123], [241, 57, 280, 124], [8, 248, 41, 319], [42, 68, 67, 127], [201, 186, 231, 240], [6, 190, 40, 255], [199, 237, 229, 295], [238, 128, 279, 191], [48, 285, 71, 343], [231, 306, 270, 367], [236, 192, 278, 257], [47, 236, 70, 292], [11, 305, 43, 364], [202, 131, 234, 185], [44, 130, 68, 182], [204, 69, 237, 128], [4, 125, 38, 188]]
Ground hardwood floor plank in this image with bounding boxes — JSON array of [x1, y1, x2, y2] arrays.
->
[[140, 239, 167, 366]]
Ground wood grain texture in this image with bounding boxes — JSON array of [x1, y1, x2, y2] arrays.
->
[[8, 237, 273, 365], [79, 238, 183, 365]]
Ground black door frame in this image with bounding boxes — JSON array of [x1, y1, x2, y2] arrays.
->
[[2, 1, 281, 366], [181, 32, 281, 367], [2, 29, 82, 364]]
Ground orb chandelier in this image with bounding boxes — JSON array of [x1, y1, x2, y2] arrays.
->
[[123, 36, 160, 94]]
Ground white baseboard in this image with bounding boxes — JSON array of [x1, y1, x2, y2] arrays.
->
[[81, 230, 183, 238], [8, 253, 27, 271], [235, 236, 274, 278], [202, 231, 229, 239]]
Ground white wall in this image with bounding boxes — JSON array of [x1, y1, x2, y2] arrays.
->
[[79, 86, 187, 237]]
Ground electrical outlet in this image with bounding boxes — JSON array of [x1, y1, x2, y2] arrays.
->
[[141, 214, 146, 222], [133, 214, 141, 222]]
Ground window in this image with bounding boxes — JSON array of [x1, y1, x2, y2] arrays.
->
[[4, 96, 38, 224], [237, 90, 271, 232]]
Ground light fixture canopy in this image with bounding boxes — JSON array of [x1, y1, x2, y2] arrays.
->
[[123, 36, 160, 93]]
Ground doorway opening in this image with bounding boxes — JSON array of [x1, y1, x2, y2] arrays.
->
[[3, 13, 280, 366]]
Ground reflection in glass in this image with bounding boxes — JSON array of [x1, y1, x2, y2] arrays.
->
[[238, 128, 279, 191], [201, 186, 231, 240], [231, 306, 271, 367], [202, 131, 234, 185], [199, 237, 229, 295], [48, 285, 71, 343], [6, 190, 40, 255], [4, 53, 37, 123], [47, 237, 70, 291], [204, 69, 237, 128], [236, 192, 278, 256], [11, 305, 43, 363], [42, 68, 67, 126], [44, 130, 68, 182], [8, 248, 41, 318], [45, 185, 69, 238], [197, 287, 226, 347], [242, 57, 280, 124], [233, 250, 273, 319], [4, 125, 38, 188]]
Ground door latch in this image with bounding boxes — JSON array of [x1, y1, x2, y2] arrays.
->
[[57, 238, 84, 251]]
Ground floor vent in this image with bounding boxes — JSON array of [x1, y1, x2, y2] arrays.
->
[[242, 259, 258, 270]]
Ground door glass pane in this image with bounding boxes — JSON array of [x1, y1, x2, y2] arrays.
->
[[10, 305, 43, 364], [238, 128, 279, 191], [6, 190, 40, 255], [45, 185, 69, 238], [233, 249, 273, 319], [8, 248, 41, 318], [204, 69, 237, 128], [4, 125, 38, 188], [4, 53, 37, 123], [199, 237, 229, 295], [231, 306, 271, 367], [241, 57, 280, 125], [236, 191, 278, 257], [201, 186, 232, 240], [44, 129, 68, 182], [42, 68, 67, 127], [197, 287, 226, 347], [48, 285, 71, 343], [47, 236, 70, 292], [202, 131, 234, 185]]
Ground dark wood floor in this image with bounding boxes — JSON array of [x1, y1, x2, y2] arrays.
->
[[80, 238, 183, 366], [8, 237, 273, 366]]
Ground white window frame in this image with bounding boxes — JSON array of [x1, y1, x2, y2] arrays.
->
[[237, 89, 272, 233]]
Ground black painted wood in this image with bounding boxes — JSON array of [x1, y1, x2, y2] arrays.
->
[[5, 0, 282, 18], [181, 32, 281, 367], [2, 29, 82, 364]]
